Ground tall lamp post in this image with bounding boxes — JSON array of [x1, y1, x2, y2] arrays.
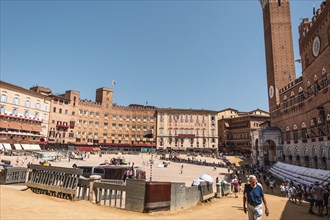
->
[[149, 154, 154, 182]]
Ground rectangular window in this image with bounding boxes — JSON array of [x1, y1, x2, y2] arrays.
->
[[53, 107, 56, 113]]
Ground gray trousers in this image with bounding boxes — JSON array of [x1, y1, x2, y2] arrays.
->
[[247, 203, 263, 220]]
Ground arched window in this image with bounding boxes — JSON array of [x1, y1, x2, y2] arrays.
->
[[0, 94, 7, 102], [25, 99, 30, 107], [12, 108, 18, 115], [13, 96, 19, 105], [35, 102, 41, 109], [0, 106, 5, 114]]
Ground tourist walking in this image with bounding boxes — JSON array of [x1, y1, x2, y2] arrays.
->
[[232, 177, 239, 198], [312, 181, 325, 216], [323, 185, 329, 216], [269, 179, 275, 193], [307, 184, 315, 215], [280, 183, 286, 197], [243, 175, 269, 220]]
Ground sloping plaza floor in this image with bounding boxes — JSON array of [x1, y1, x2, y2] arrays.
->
[[0, 154, 326, 220], [1, 184, 323, 220]]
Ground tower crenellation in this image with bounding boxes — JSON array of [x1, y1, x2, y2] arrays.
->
[[299, 0, 329, 43]]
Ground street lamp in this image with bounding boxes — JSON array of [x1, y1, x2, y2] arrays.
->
[[149, 154, 154, 182]]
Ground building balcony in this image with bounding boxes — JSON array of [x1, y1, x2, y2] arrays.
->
[[56, 124, 69, 129], [0, 112, 42, 123]]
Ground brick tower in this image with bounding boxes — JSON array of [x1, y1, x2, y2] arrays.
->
[[260, 0, 296, 113]]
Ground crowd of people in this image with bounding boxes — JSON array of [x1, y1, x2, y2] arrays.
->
[[278, 180, 329, 217], [229, 162, 330, 218]]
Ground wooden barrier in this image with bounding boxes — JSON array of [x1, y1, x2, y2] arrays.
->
[[26, 164, 82, 200], [76, 178, 90, 200], [199, 182, 214, 202], [0, 167, 27, 184], [144, 182, 171, 212], [76, 178, 146, 212]]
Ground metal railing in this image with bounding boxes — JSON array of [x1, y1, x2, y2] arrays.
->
[[0, 167, 27, 184]]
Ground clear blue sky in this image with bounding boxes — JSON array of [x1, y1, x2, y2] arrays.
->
[[0, 0, 321, 112]]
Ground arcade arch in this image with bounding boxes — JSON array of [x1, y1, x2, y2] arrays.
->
[[263, 139, 277, 165]]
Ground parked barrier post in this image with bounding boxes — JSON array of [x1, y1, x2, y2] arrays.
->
[[89, 175, 101, 203]]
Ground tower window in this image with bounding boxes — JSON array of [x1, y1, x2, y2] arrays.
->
[[278, 0, 281, 7]]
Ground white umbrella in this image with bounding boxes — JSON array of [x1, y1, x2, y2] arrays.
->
[[199, 174, 213, 183], [192, 178, 205, 186]]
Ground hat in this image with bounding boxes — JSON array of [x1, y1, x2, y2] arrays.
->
[[315, 181, 320, 185]]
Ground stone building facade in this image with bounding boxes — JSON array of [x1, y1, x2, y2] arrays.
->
[[0, 81, 51, 148], [37, 86, 157, 149], [156, 108, 218, 154], [254, 0, 330, 169], [218, 109, 270, 154]]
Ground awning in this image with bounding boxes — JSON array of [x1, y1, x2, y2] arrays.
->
[[14, 144, 23, 150], [135, 144, 156, 147], [109, 143, 131, 147], [8, 122, 22, 130], [20, 124, 32, 131], [31, 126, 42, 132], [3, 143, 13, 150], [68, 145, 75, 150], [0, 123, 9, 129], [30, 144, 41, 150], [76, 146, 94, 151], [21, 144, 32, 150]]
